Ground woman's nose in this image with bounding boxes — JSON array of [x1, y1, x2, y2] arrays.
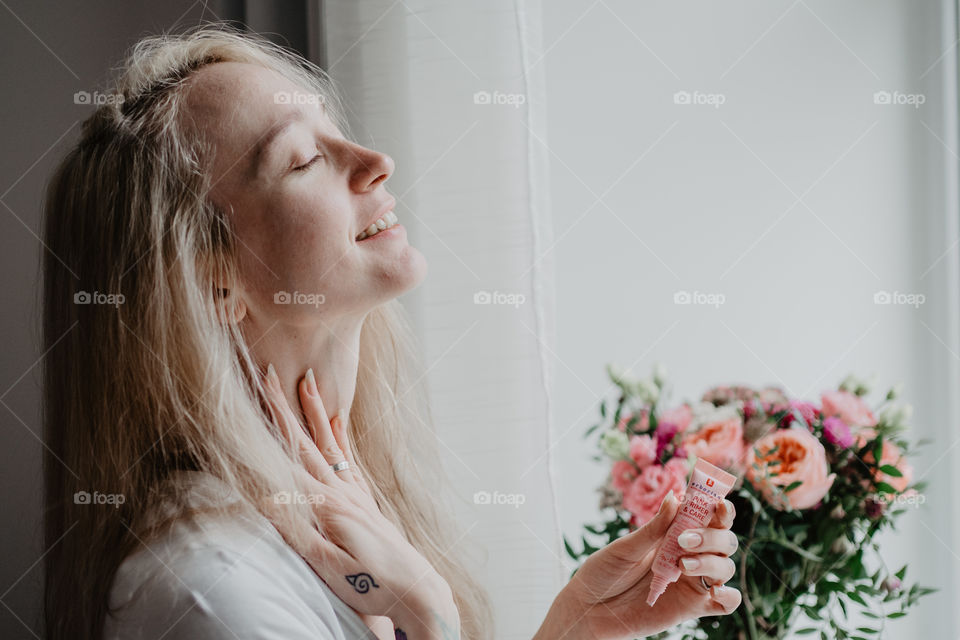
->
[[348, 144, 394, 193]]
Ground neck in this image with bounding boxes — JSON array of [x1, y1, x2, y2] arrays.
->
[[243, 312, 365, 429]]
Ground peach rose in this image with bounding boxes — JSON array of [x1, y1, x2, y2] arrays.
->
[[855, 429, 913, 493], [821, 390, 876, 428], [682, 416, 746, 472], [747, 427, 836, 510], [622, 458, 687, 526], [629, 434, 658, 469]]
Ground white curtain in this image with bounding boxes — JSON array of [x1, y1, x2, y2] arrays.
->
[[319, 2, 563, 637]]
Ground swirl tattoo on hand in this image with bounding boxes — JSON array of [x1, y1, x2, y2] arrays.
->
[[345, 572, 380, 594]]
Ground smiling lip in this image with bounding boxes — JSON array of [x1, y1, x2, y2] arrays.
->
[[356, 197, 397, 240]]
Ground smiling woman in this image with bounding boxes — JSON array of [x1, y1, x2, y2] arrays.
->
[[40, 22, 743, 640], [40, 25, 489, 640]]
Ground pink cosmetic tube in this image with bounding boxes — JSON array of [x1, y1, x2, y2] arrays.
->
[[646, 458, 737, 606]]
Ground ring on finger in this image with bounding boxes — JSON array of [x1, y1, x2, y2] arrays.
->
[[700, 575, 715, 592], [331, 460, 351, 473]]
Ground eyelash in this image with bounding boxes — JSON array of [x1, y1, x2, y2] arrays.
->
[[293, 154, 323, 172]]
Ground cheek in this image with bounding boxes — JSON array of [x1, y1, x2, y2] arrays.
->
[[240, 190, 355, 296]]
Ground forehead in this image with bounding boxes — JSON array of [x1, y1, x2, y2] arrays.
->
[[181, 61, 329, 166]]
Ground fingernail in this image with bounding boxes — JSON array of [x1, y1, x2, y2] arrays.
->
[[305, 368, 318, 396], [678, 531, 702, 549], [660, 491, 675, 510], [680, 557, 700, 571]]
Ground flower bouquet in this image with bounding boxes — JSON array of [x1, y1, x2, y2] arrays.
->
[[564, 364, 936, 640]]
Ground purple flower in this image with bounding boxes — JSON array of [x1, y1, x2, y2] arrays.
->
[[864, 496, 885, 520], [655, 421, 680, 459], [823, 416, 854, 449]]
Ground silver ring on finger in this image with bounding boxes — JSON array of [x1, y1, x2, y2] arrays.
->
[[700, 576, 715, 592], [330, 460, 350, 473]]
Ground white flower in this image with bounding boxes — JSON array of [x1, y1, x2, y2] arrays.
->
[[688, 400, 742, 433], [652, 363, 668, 388], [599, 429, 630, 460], [634, 377, 660, 404], [879, 403, 913, 428]]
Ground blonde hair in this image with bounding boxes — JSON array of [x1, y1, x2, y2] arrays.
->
[[41, 23, 492, 640]]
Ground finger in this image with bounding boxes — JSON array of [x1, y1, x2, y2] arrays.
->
[[299, 368, 357, 484], [605, 491, 680, 562], [265, 364, 338, 483], [679, 554, 736, 584], [331, 413, 373, 495], [677, 527, 739, 556], [264, 364, 313, 452], [708, 499, 735, 529], [706, 585, 742, 615]]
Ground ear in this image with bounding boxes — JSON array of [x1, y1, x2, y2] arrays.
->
[[214, 285, 247, 324]]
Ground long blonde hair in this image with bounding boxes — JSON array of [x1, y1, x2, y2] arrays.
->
[[42, 23, 492, 640]]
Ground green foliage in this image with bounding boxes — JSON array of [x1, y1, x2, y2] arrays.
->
[[567, 370, 938, 639]]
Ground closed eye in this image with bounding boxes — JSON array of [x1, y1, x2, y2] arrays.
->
[[293, 154, 323, 172]]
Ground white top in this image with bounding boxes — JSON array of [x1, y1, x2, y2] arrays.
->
[[103, 470, 378, 640]]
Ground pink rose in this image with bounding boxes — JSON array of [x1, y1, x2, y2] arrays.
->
[[610, 460, 637, 494], [617, 410, 649, 433], [747, 427, 836, 510], [681, 416, 746, 472], [629, 434, 658, 469], [622, 458, 688, 526], [856, 429, 913, 493], [821, 390, 876, 428], [823, 416, 854, 449], [658, 405, 693, 433]]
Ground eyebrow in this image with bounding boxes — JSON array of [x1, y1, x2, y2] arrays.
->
[[250, 110, 305, 174], [249, 96, 329, 175]]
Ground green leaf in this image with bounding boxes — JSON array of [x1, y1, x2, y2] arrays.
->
[[875, 481, 898, 494], [784, 480, 804, 493], [879, 464, 903, 477]]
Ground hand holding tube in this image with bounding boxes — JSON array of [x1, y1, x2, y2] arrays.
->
[[533, 459, 741, 640]]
